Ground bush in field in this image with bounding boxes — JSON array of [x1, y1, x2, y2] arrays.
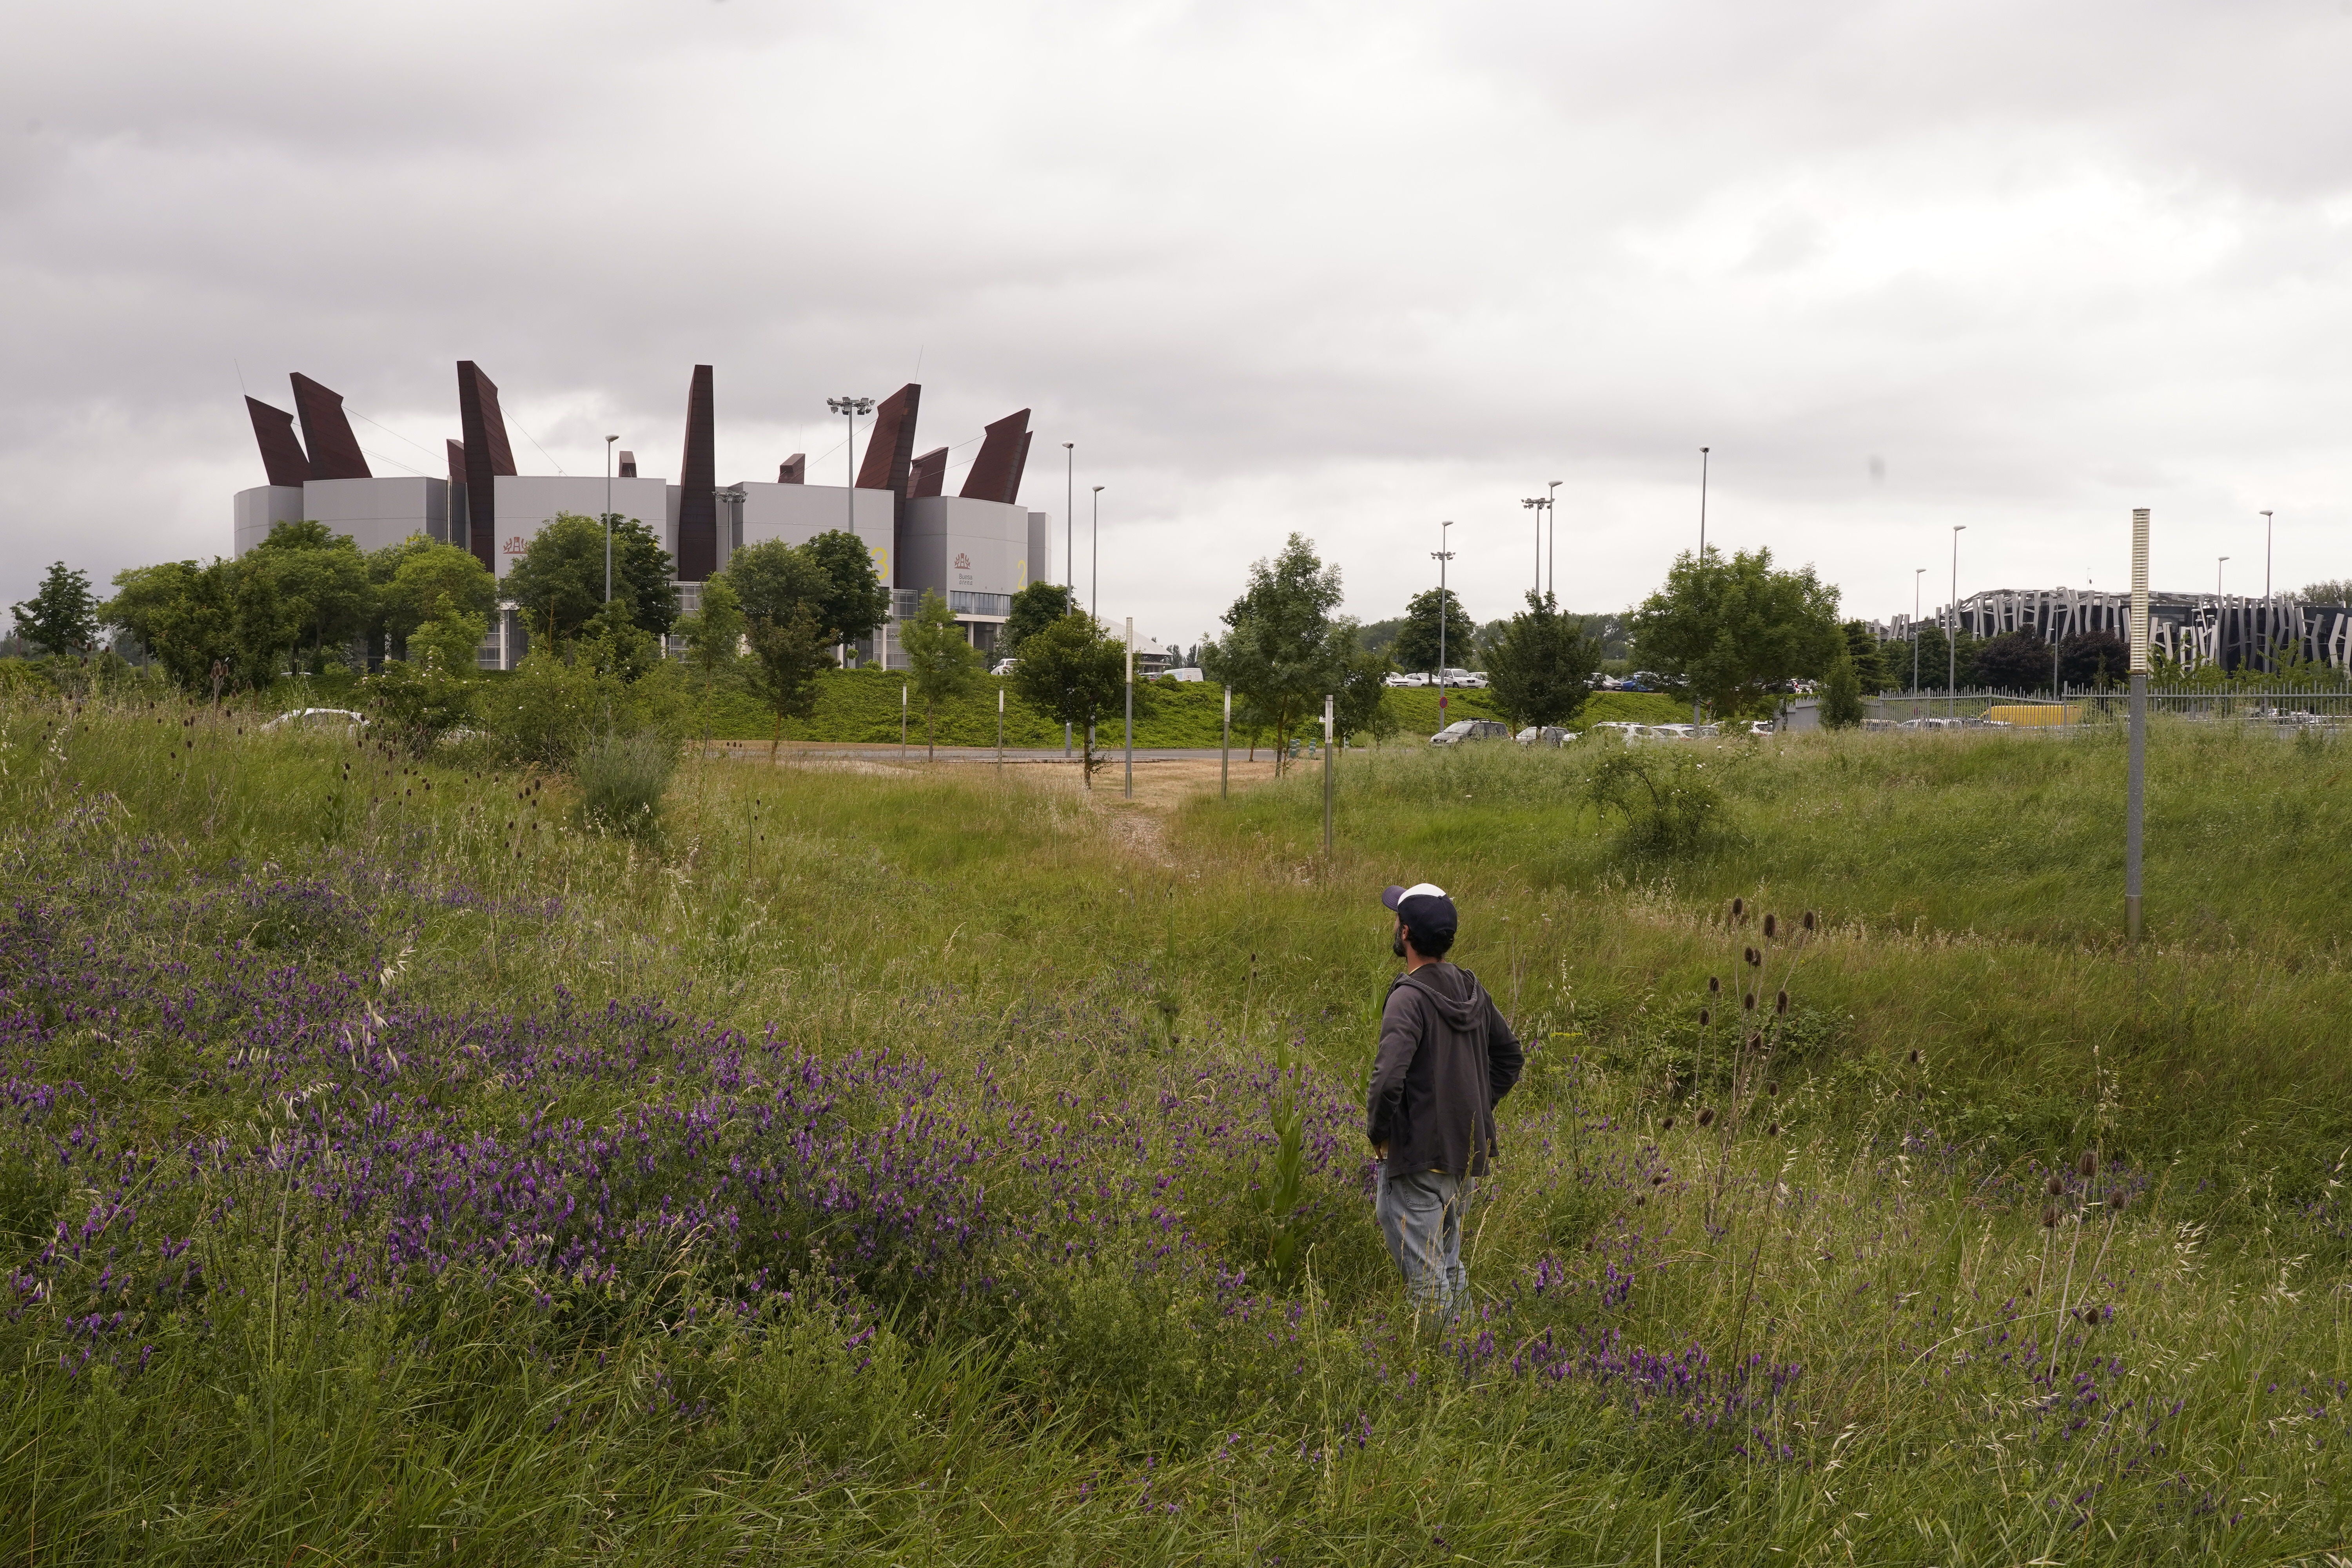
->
[[1583, 745, 1726, 856], [577, 731, 673, 836], [359, 659, 475, 753], [478, 639, 685, 768], [1818, 646, 1864, 728]]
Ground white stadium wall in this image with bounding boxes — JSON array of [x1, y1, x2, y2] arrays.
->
[[301, 477, 451, 555], [1025, 511, 1052, 590], [899, 496, 1029, 615], [490, 475, 673, 579], [726, 482, 895, 587], [232, 486, 306, 555]]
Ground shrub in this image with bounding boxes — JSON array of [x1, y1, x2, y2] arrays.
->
[[1583, 747, 1725, 857], [359, 659, 475, 754], [577, 731, 673, 837]]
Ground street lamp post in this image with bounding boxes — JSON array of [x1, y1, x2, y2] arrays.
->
[[1949, 526, 1967, 719], [1546, 479, 1561, 601], [2262, 509, 2276, 671], [1698, 446, 1710, 558], [1433, 521, 1456, 729], [604, 435, 619, 604], [1063, 441, 1075, 757], [2218, 556, 2229, 597], [826, 396, 873, 538], [1522, 495, 1548, 597], [1091, 486, 1104, 617], [1913, 567, 1926, 702]]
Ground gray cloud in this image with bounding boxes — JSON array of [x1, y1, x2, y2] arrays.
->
[[5, 0, 2349, 641]]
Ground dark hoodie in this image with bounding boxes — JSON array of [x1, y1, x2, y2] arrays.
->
[[1367, 963, 1524, 1179]]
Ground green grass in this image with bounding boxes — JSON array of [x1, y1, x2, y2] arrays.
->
[[679, 668, 1687, 746], [1, 696, 2347, 1563]]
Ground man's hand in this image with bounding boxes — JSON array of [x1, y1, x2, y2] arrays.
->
[[1371, 1142, 1387, 1160]]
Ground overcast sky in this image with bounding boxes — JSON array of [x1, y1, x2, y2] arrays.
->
[[6, 0, 2348, 645]]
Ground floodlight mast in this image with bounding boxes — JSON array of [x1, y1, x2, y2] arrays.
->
[[1433, 521, 1456, 727]]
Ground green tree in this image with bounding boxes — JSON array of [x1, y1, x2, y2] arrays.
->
[[799, 530, 891, 656], [744, 607, 832, 761], [1008, 612, 1131, 787], [104, 561, 240, 692], [1629, 546, 1843, 718], [505, 513, 677, 646], [1842, 621, 1893, 693], [1906, 623, 1978, 693], [1332, 641, 1399, 746], [250, 521, 372, 671], [375, 538, 495, 662], [10, 562, 100, 657], [1819, 646, 1865, 728], [675, 574, 746, 674], [1971, 629, 2054, 693], [723, 541, 825, 629], [898, 590, 983, 760], [1483, 591, 1601, 729], [1199, 534, 1351, 772], [1000, 581, 1074, 664], [1391, 586, 1475, 676]]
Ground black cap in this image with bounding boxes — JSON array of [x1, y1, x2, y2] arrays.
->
[[1381, 881, 1458, 942]]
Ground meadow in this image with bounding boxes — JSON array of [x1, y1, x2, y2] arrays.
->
[[1, 695, 2348, 1564]]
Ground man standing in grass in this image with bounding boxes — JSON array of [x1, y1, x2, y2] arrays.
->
[[1368, 882, 1524, 1327]]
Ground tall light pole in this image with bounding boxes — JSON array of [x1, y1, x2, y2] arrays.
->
[[2218, 555, 2229, 597], [1521, 495, 1548, 599], [2261, 509, 2276, 671], [2127, 508, 2150, 941], [1091, 485, 1104, 617], [1948, 526, 1966, 717], [1063, 441, 1075, 758], [604, 435, 619, 604], [826, 396, 873, 539], [1698, 446, 1711, 558], [1546, 479, 1561, 600], [1433, 521, 1456, 728], [1913, 567, 1926, 700]]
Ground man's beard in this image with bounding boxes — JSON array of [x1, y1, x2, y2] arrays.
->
[[1392, 931, 1408, 958]]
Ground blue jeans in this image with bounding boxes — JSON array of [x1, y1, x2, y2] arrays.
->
[[1374, 1164, 1465, 1327]]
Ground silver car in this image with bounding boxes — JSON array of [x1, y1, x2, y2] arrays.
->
[[1430, 719, 1510, 745]]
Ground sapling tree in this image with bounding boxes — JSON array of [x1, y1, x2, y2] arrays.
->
[[1007, 611, 1132, 786], [9, 561, 99, 657], [898, 590, 982, 760]]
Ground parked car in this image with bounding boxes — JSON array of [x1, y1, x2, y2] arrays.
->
[[260, 708, 367, 733], [1589, 721, 1650, 741], [1384, 671, 1429, 687], [1435, 668, 1487, 689], [1514, 725, 1576, 747], [1161, 666, 1205, 682], [1747, 719, 1777, 737], [1429, 719, 1510, 746], [1646, 723, 1697, 741], [989, 658, 1018, 675]]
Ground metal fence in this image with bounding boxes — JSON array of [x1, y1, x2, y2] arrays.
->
[[1863, 684, 2351, 733]]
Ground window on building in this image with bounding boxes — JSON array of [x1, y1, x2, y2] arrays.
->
[[949, 591, 1011, 617]]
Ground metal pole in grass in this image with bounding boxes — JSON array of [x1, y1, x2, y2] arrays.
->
[[1123, 617, 1135, 799], [1949, 525, 1966, 719], [1322, 693, 1334, 857], [997, 686, 1004, 769], [1221, 685, 1230, 799], [2127, 507, 2150, 941], [901, 683, 908, 764]]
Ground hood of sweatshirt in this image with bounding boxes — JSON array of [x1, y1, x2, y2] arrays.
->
[[1394, 964, 1484, 1027]]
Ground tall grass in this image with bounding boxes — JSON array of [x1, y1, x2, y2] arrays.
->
[[576, 730, 673, 837], [0, 693, 2345, 1563]]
